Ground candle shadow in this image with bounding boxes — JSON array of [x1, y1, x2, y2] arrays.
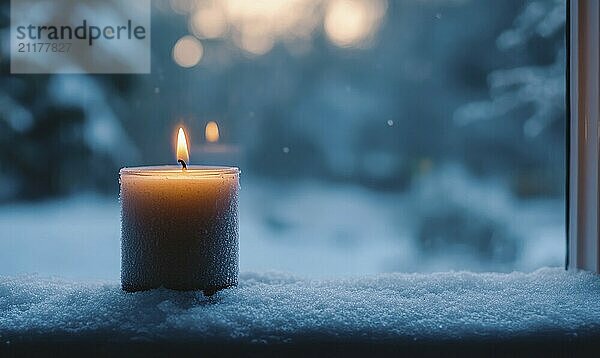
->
[[122, 287, 231, 312]]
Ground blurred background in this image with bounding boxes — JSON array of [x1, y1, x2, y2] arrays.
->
[[0, 0, 565, 279]]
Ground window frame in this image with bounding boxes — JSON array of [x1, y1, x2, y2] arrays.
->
[[567, 0, 600, 273]]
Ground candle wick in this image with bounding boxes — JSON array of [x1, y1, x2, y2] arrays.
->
[[178, 159, 187, 170]]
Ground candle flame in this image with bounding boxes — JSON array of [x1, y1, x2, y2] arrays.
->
[[205, 121, 220, 143], [177, 127, 190, 164]]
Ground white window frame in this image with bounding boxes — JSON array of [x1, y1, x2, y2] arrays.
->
[[568, 0, 600, 272]]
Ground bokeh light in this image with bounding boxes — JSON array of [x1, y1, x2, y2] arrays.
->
[[225, 0, 320, 55], [172, 35, 204, 67], [173, 0, 386, 56], [170, 0, 197, 14], [324, 0, 387, 48], [191, 3, 228, 39]]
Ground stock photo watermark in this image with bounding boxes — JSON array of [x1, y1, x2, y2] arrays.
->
[[10, 0, 151, 74]]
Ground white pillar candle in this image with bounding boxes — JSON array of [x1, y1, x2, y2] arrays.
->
[[120, 128, 240, 294]]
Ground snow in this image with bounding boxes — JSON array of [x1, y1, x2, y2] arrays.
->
[[0, 177, 581, 344], [0, 268, 599, 343]]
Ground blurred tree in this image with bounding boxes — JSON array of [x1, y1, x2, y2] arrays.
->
[[0, 3, 136, 201], [453, 0, 565, 198]]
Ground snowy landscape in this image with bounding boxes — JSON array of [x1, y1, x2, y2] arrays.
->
[[0, 0, 566, 292], [3, 1, 598, 354], [0, 170, 563, 280]]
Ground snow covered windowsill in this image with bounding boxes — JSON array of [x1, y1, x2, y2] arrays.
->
[[1, 267, 600, 355]]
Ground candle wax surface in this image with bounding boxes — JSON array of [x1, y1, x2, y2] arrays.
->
[[120, 165, 240, 293]]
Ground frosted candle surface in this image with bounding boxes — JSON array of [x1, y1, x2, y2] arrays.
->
[[120, 166, 239, 293]]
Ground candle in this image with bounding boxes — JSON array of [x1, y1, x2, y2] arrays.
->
[[191, 121, 242, 166], [120, 128, 240, 294]]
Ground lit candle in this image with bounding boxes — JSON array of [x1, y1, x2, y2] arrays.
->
[[191, 121, 242, 166], [120, 127, 240, 295]]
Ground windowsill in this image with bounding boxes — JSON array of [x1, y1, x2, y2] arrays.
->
[[1, 267, 599, 355]]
